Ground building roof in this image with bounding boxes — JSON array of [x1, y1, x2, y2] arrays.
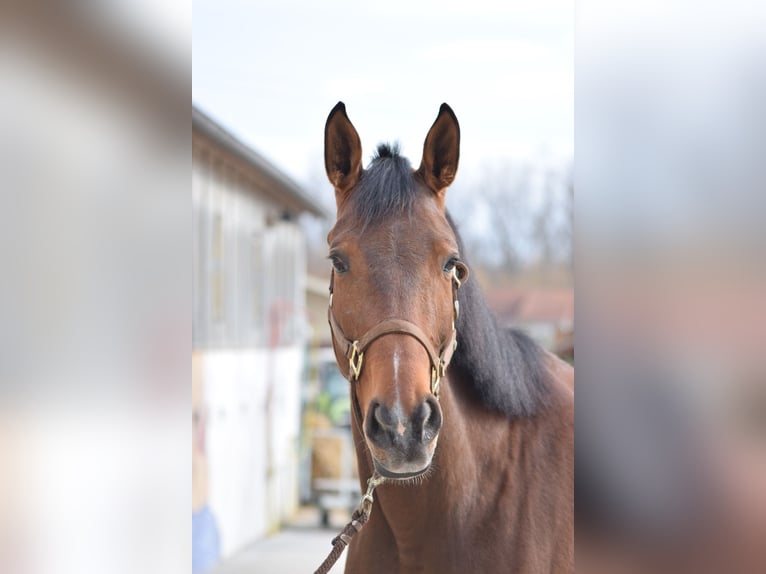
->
[[193, 105, 328, 218], [486, 288, 574, 327]]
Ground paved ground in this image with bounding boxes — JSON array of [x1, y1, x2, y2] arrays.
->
[[211, 507, 350, 574]]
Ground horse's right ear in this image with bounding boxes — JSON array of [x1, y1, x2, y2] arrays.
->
[[417, 103, 460, 202], [324, 102, 363, 204]]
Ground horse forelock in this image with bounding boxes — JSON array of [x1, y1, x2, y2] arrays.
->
[[348, 143, 421, 229]]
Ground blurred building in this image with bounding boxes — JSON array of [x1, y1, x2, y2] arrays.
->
[[305, 273, 333, 347], [192, 106, 326, 566], [486, 287, 574, 359]]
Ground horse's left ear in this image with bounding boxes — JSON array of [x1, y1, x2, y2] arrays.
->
[[417, 103, 460, 201], [324, 102, 363, 205]]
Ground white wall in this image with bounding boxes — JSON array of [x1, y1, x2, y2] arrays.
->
[[192, 130, 311, 560], [200, 346, 304, 558]]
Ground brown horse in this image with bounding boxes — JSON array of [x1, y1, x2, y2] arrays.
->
[[324, 102, 573, 573]]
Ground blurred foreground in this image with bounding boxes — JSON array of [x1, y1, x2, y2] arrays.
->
[[577, 2, 766, 573], [0, 2, 188, 574]]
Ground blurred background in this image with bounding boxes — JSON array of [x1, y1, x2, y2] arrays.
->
[[576, 2, 766, 573], [192, 1, 572, 572]]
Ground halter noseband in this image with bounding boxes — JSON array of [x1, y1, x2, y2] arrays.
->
[[327, 265, 465, 398]]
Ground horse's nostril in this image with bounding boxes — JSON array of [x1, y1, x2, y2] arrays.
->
[[367, 401, 382, 432], [413, 396, 442, 442], [373, 402, 387, 427], [366, 401, 395, 449]]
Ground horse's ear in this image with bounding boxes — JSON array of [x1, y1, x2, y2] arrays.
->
[[324, 102, 363, 204], [418, 103, 460, 200]]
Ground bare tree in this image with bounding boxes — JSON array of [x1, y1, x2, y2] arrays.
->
[[448, 158, 572, 279], [533, 164, 573, 268], [560, 164, 573, 271], [480, 161, 534, 272], [531, 168, 556, 266]]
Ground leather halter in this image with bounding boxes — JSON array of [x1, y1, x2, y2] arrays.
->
[[327, 265, 465, 398]]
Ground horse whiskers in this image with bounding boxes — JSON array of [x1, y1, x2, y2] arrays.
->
[[388, 464, 436, 487], [370, 459, 438, 488]]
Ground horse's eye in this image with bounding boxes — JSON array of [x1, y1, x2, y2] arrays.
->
[[442, 256, 459, 273], [329, 254, 349, 274]]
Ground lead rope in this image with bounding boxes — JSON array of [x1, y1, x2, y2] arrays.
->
[[313, 472, 385, 574]]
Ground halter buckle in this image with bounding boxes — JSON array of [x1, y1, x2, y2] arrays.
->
[[431, 366, 440, 397], [431, 360, 447, 398], [349, 340, 364, 380]]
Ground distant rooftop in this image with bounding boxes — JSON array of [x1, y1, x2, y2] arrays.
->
[[193, 105, 328, 218], [486, 288, 574, 327]]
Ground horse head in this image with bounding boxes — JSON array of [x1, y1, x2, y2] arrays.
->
[[324, 102, 469, 479]]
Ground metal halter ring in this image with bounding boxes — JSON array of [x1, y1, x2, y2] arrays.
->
[[451, 266, 462, 288], [349, 340, 364, 381]]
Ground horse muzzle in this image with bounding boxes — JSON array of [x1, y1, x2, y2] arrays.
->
[[363, 396, 442, 479]]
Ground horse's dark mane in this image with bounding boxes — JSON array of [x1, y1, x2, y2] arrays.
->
[[351, 143, 552, 418], [352, 143, 417, 228], [447, 212, 553, 417]]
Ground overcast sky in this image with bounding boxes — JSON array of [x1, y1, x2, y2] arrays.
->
[[193, 0, 572, 189]]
